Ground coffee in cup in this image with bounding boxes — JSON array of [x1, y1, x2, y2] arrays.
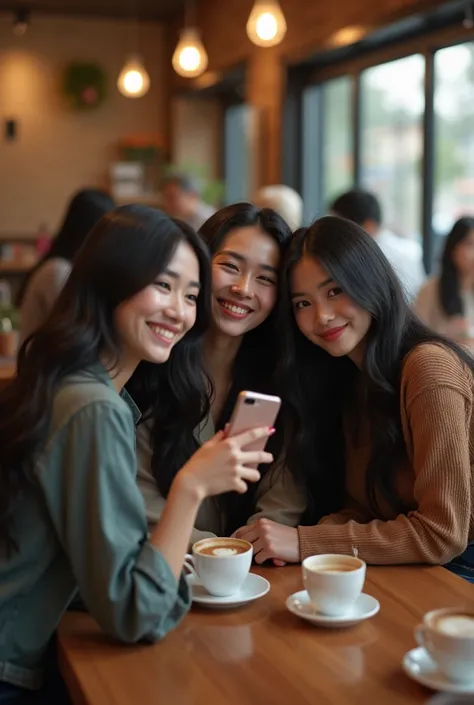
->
[[184, 538, 252, 597], [302, 554, 366, 616], [415, 607, 474, 682]]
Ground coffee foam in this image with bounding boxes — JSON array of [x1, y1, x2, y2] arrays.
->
[[210, 547, 238, 556], [435, 614, 474, 637]]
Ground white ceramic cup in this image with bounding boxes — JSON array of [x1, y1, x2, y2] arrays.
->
[[184, 537, 252, 597], [302, 553, 366, 616], [415, 607, 474, 683]]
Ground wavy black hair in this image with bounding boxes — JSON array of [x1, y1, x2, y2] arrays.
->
[[439, 216, 474, 317], [16, 188, 115, 306], [280, 216, 474, 523], [0, 205, 211, 552]]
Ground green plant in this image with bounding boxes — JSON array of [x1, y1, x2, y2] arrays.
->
[[164, 163, 225, 207], [0, 304, 19, 332], [62, 62, 107, 110]]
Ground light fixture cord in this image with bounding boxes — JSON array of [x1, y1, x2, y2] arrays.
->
[[185, 0, 196, 29]]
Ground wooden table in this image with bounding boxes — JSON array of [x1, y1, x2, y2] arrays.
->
[[58, 565, 474, 705]]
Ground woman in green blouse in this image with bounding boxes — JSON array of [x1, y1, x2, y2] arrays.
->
[[0, 206, 273, 704]]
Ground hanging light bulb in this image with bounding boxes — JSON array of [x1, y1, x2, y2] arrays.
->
[[246, 0, 287, 47], [172, 27, 208, 78], [117, 55, 150, 99]]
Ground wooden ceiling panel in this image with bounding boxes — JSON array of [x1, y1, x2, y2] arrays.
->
[[0, 0, 186, 21]]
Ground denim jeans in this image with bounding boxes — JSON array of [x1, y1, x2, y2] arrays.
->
[[0, 638, 70, 705], [444, 542, 474, 583]]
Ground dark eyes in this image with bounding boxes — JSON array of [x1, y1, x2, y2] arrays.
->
[[218, 262, 276, 285], [327, 287, 342, 298], [155, 281, 198, 303], [293, 300, 309, 310]]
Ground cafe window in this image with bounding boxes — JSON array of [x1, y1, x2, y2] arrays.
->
[[433, 42, 474, 251], [360, 55, 425, 242]]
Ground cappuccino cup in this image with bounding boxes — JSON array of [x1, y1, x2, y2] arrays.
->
[[184, 538, 252, 597], [415, 607, 474, 683], [302, 554, 366, 616]]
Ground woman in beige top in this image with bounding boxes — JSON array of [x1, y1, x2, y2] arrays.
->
[[129, 204, 306, 549], [415, 217, 474, 341], [18, 189, 115, 345], [236, 217, 474, 581]]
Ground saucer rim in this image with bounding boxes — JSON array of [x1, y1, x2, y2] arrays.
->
[[402, 646, 474, 695], [187, 572, 270, 606], [286, 590, 380, 625]]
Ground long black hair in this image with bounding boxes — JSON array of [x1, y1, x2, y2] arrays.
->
[[200, 202, 292, 532], [439, 216, 474, 317], [280, 216, 474, 522], [126, 218, 212, 502], [0, 205, 211, 552], [16, 188, 115, 306]]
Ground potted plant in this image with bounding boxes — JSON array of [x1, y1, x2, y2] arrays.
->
[[0, 304, 19, 357]]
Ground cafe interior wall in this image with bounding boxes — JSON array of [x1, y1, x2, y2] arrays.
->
[[0, 13, 166, 236]]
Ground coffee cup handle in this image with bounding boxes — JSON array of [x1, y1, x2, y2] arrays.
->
[[415, 624, 433, 656], [183, 554, 198, 579]]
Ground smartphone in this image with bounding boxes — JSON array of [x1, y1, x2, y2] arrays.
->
[[226, 391, 282, 453]]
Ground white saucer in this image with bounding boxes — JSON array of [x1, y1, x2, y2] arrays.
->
[[286, 590, 380, 628], [402, 647, 474, 695], [186, 573, 270, 609]]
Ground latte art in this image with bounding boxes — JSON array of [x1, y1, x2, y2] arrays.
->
[[211, 547, 238, 556], [196, 540, 250, 557], [434, 614, 474, 638]]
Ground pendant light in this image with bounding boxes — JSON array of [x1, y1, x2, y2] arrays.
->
[[117, 55, 150, 98], [117, 6, 150, 99], [172, 0, 208, 78], [246, 0, 287, 48]]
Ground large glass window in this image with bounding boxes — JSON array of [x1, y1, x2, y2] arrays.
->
[[433, 42, 474, 248], [301, 77, 353, 223], [322, 76, 353, 205], [360, 55, 425, 241]]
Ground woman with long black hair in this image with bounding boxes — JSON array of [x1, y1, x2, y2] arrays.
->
[[130, 202, 305, 546], [415, 216, 474, 341], [0, 205, 272, 703], [236, 216, 474, 582], [18, 188, 115, 344]]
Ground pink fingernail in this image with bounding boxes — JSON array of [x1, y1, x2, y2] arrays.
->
[[268, 427, 275, 434]]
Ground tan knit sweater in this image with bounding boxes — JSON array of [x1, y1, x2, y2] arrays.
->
[[298, 343, 474, 565]]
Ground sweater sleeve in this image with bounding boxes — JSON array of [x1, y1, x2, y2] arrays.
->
[[248, 462, 307, 527], [298, 345, 473, 565]]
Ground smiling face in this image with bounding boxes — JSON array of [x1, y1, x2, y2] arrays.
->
[[114, 240, 200, 369], [291, 254, 372, 366], [211, 225, 281, 338]]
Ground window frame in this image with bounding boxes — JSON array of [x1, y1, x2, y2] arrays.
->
[[283, 20, 474, 273]]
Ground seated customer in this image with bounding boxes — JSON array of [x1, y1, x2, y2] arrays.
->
[[236, 216, 474, 583], [330, 188, 425, 300], [415, 217, 474, 342], [254, 185, 303, 229], [0, 205, 272, 703], [18, 188, 115, 345], [162, 173, 215, 232]]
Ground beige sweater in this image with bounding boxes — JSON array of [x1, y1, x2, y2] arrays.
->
[[298, 343, 474, 565]]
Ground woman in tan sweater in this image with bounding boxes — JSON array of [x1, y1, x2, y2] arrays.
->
[[236, 216, 474, 582]]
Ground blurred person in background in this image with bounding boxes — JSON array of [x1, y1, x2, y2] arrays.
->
[[162, 173, 215, 232], [254, 185, 303, 230], [415, 217, 474, 342], [330, 188, 425, 300], [18, 188, 115, 345]]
